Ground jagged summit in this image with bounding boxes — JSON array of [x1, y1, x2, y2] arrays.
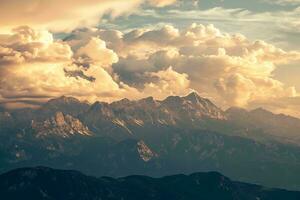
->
[[57, 93, 225, 122], [90, 101, 103, 107], [162, 95, 184, 105], [110, 98, 132, 107], [138, 96, 156, 105], [40, 96, 90, 117], [88, 101, 112, 117], [183, 91, 202, 102], [72, 92, 226, 139], [43, 92, 217, 112]]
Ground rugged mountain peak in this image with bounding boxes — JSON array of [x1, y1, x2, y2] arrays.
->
[[89, 101, 108, 111], [138, 97, 158, 107], [78, 93, 227, 133], [110, 98, 132, 108], [32, 112, 92, 138], [183, 92, 202, 103], [139, 96, 154, 103], [183, 92, 222, 111], [40, 96, 90, 117], [89, 101, 113, 117], [158, 93, 226, 121], [117, 98, 131, 104], [162, 95, 185, 106], [90, 101, 103, 109]]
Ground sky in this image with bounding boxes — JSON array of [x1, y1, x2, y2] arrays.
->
[[0, 0, 300, 117]]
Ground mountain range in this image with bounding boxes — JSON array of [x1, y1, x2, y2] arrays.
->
[[1, 167, 300, 200], [1, 92, 300, 190]]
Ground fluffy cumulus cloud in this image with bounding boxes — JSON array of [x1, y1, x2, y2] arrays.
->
[[75, 37, 119, 70], [0, 26, 72, 65], [0, 0, 178, 32], [96, 23, 300, 108], [1, 22, 300, 116], [0, 26, 190, 109], [143, 67, 191, 99], [67, 23, 300, 116]]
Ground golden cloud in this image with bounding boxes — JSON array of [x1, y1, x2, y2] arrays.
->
[[143, 66, 191, 99], [0, 0, 179, 32], [93, 23, 300, 114], [0, 26, 72, 65], [0, 26, 190, 108], [147, 0, 177, 7], [1, 23, 300, 117]]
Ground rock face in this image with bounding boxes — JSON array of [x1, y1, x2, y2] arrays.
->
[[1, 167, 300, 200], [31, 112, 91, 138], [137, 140, 157, 162], [80, 92, 226, 139]]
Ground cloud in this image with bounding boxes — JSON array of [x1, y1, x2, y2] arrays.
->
[[0, 0, 178, 32], [75, 37, 119, 69], [143, 66, 191, 99], [94, 23, 300, 112], [264, 0, 300, 5], [129, 6, 300, 50], [0, 26, 129, 107], [147, 0, 177, 7], [0, 26, 190, 108], [0, 26, 72, 65], [1, 23, 300, 117]]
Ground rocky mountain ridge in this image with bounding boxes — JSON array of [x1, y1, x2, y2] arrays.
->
[[2, 92, 300, 190]]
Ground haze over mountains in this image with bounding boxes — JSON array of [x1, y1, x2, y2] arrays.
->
[[1, 92, 300, 190]]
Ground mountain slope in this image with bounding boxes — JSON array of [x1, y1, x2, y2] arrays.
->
[[1, 167, 300, 200], [2, 127, 300, 190], [226, 107, 300, 143], [2, 93, 300, 190]]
